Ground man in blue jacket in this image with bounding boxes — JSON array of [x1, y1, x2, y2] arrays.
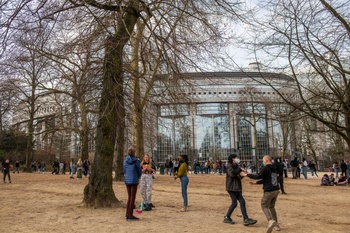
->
[[123, 148, 142, 221]]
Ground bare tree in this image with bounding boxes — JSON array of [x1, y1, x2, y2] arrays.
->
[[0, 0, 246, 207], [0, 79, 18, 135], [243, 0, 350, 160]]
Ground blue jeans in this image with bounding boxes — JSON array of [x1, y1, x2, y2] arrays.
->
[[335, 169, 339, 179], [226, 191, 248, 220], [302, 166, 308, 179], [180, 176, 189, 207]]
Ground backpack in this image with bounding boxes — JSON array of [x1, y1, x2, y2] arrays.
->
[[271, 172, 278, 186]]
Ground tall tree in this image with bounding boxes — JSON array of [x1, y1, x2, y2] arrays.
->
[[244, 0, 350, 159], [0, 0, 246, 207]]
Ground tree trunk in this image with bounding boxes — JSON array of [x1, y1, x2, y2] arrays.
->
[[83, 5, 139, 207], [24, 95, 36, 173], [130, 23, 145, 158], [80, 102, 89, 161], [114, 80, 126, 182]]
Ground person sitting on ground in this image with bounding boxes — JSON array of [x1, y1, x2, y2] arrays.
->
[[329, 173, 335, 184], [320, 174, 334, 186], [335, 174, 348, 185]]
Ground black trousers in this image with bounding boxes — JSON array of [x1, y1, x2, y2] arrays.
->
[[278, 176, 285, 193]]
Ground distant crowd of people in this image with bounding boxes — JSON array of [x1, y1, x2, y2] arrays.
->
[[1, 158, 91, 182]]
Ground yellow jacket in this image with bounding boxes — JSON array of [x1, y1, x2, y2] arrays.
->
[[176, 162, 188, 178]]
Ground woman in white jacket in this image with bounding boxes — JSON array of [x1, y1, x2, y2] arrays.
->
[[140, 154, 156, 210]]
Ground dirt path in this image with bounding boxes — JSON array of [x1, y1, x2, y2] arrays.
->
[[0, 171, 349, 233]]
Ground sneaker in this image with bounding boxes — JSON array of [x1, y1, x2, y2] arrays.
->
[[126, 216, 140, 221], [267, 220, 277, 233], [223, 216, 235, 224], [150, 203, 155, 208], [144, 204, 152, 211], [180, 207, 188, 212], [244, 218, 258, 226], [274, 224, 281, 231], [282, 192, 287, 194]]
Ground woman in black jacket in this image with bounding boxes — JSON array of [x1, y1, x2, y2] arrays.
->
[[224, 153, 257, 226]]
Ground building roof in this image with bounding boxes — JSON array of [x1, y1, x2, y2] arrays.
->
[[172, 71, 293, 82]]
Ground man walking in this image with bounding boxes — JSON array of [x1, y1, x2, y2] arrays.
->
[[340, 160, 347, 178], [224, 153, 257, 226], [290, 156, 298, 179], [274, 157, 287, 194], [242, 155, 280, 233]]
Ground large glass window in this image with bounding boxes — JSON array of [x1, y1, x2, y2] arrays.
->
[[197, 103, 228, 115], [157, 105, 191, 162], [196, 103, 230, 162], [256, 117, 269, 158], [237, 117, 252, 161], [237, 103, 269, 166]]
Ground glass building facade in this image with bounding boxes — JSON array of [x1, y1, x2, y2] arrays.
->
[[154, 71, 294, 167]]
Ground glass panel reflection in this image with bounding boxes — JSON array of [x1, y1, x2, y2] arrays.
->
[[196, 114, 230, 162]]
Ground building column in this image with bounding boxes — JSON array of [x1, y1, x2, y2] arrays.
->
[[229, 103, 236, 152]]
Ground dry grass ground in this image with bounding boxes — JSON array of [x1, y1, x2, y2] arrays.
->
[[0, 171, 349, 233]]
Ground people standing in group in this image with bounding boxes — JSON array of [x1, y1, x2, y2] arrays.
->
[[169, 159, 174, 176], [76, 159, 83, 179], [41, 161, 46, 173], [223, 153, 257, 226], [174, 154, 189, 212], [194, 159, 201, 174], [308, 161, 318, 178], [164, 159, 170, 175], [52, 160, 59, 175], [290, 156, 298, 179], [140, 153, 156, 211], [274, 157, 287, 194], [83, 159, 90, 177], [59, 161, 64, 174], [301, 158, 308, 180], [37, 162, 42, 174], [340, 160, 347, 178], [218, 159, 223, 175], [13, 161, 20, 174], [242, 155, 281, 233], [63, 161, 67, 174], [206, 160, 211, 174], [31, 161, 36, 172], [212, 162, 217, 173], [282, 159, 288, 178], [333, 161, 339, 179], [3, 159, 12, 183], [173, 158, 179, 176], [69, 158, 76, 179], [123, 148, 142, 221]]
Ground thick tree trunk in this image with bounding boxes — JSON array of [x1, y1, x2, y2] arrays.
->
[[83, 35, 121, 207], [131, 22, 145, 158], [83, 4, 139, 207], [114, 83, 126, 182]]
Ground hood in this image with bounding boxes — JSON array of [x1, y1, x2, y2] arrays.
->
[[125, 155, 138, 165], [266, 163, 276, 172]]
